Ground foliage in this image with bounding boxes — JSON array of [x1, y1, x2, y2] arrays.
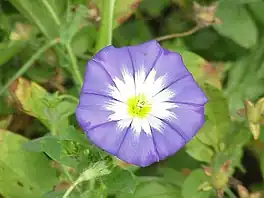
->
[[0, 0, 264, 198]]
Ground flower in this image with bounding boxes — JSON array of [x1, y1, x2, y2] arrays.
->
[[75, 40, 208, 167]]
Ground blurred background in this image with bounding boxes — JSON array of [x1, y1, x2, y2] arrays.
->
[[0, 0, 264, 197]]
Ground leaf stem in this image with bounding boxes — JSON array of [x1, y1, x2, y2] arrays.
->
[[155, 25, 201, 42], [95, 0, 116, 52], [66, 45, 83, 88], [0, 38, 59, 96]]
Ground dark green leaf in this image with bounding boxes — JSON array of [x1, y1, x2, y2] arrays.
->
[[214, 1, 258, 48]]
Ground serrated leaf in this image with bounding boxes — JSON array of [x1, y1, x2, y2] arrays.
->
[[214, 1, 258, 48], [182, 169, 212, 198], [0, 130, 57, 198]]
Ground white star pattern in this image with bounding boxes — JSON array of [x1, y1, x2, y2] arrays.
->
[[103, 67, 178, 136]]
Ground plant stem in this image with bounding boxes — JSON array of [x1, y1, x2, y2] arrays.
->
[[66, 44, 83, 88], [0, 38, 59, 96], [41, 0, 61, 26], [155, 25, 201, 42], [95, 0, 116, 52], [63, 178, 82, 198]]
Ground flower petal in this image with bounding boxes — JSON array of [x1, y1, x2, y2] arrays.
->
[[154, 104, 205, 140], [117, 127, 159, 167], [81, 60, 117, 96], [92, 46, 136, 101], [86, 121, 130, 155], [152, 122, 186, 160], [155, 75, 208, 105]]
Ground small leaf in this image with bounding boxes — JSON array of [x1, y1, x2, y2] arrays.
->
[[24, 135, 78, 168], [182, 169, 212, 198], [0, 130, 57, 198], [214, 1, 258, 48], [185, 136, 214, 163], [103, 167, 139, 194]]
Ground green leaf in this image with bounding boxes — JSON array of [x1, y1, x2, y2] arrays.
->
[[103, 167, 139, 194], [0, 115, 12, 129], [119, 181, 182, 198], [23, 135, 78, 168], [201, 84, 230, 146], [0, 40, 27, 66], [248, 1, 264, 26], [59, 126, 89, 148], [214, 1, 258, 48], [166, 149, 200, 170], [139, 0, 170, 17], [60, 5, 89, 45], [158, 168, 187, 187], [9, 0, 66, 39], [182, 169, 212, 198], [0, 130, 57, 198], [162, 43, 222, 88], [185, 136, 214, 163], [9, 78, 76, 133], [114, 21, 152, 46], [71, 25, 96, 55], [226, 0, 263, 3]]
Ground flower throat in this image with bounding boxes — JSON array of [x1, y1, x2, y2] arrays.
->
[[126, 94, 152, 118]]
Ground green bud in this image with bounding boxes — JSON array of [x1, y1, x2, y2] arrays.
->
[[211, 172, 229, 190]]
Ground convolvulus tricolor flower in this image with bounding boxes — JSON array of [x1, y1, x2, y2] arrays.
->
[[76, 40, 207, 167]]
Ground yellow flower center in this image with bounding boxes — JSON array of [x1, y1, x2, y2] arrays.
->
[[126, 94, 152, 118]]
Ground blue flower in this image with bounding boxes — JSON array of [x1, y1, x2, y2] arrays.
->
[[76, 40, 208, 167]]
